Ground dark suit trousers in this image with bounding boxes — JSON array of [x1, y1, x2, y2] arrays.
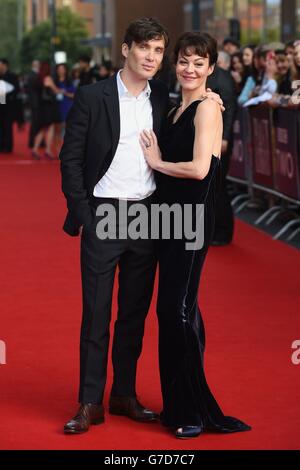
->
[[79, 196, 156, 404], [0, 107, 13, 152]]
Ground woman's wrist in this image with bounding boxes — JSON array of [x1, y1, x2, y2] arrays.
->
[[155, 160, 164, 171]]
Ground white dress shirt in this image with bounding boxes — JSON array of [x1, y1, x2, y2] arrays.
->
[[93, 71, 156, 200], [0, 80, 14, 104]]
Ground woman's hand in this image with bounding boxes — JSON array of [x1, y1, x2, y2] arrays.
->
[[44, 76, 53, 87], [139, 129, 162, 170], [44, 75, 60, 94]]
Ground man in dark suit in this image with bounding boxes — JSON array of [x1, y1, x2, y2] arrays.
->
[[0, 59, 19, 153], [60, 18, 170, 434], [207, 64, 237, 245]]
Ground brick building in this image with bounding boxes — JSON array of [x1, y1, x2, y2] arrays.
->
[[25, 0, 300, 66], [26, 0, 184, 65], [26, 0, 94, 35]]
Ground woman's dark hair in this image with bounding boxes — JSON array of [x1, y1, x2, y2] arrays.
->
[[231, 52, 243, 68], [173, 32, 218, 66], [39, 61, 51, 81], [123, 17, 169, 48], [243, 44, 256, 52], [55, 63, 72, 86]]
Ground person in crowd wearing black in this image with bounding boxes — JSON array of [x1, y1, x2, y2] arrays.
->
[[223, 37, 240, 56], [285, 40, 295, 68], [31, 62, 61, 160], [255, 47, 268, 85], [241, 45, 256, 86], [98, 61, 114, 81], [0, 58, 19, 153], [155, 55, 177, 94], [231, 52, 244, 94], [27, 60, 42, 148], [78, 55, 94, 87], [14, 74, 25, 130], [207, 48, 237, 246], [276, 49, 292, 95]]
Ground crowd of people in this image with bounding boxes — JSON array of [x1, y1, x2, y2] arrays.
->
[[205, 37, 300, 244], [0, 37, 299, 159], [0, 56, 116, 158], [219, 37, 300, 109]]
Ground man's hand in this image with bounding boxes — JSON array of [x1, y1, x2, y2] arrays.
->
[[204, 88, 225, 112]]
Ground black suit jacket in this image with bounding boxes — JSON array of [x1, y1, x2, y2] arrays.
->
[[60, 74, 169, 236], [207, 66, 237, 142]]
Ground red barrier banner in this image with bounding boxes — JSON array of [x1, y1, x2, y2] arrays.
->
[[250, 105, 274, 188], [230, 107, 249, 180], [273, 109, 300, 199]]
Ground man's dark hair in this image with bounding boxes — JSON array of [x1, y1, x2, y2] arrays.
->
[[275, 49, 285, 56], [255, 46, 269, 59], [0, 58, 9, 66], [223, 37, 240, 49], [123, 17, 169, 49], [173, 32, 218, 66], [285, 40, 295, 48], [78, 55, 91, 64]]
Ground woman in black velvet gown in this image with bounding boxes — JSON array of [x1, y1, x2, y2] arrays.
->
[[140, 32, 251, 439]]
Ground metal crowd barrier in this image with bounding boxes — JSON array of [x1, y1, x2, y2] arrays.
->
[[228, 104, 300, 241]]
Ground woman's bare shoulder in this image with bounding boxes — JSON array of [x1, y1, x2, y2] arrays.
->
[[194, 98, 221, 125]]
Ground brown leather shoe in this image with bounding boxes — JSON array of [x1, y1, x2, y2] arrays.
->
[[64, 404, 104, 434], [109, 396, 159, 422]]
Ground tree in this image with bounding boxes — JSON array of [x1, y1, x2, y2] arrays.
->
[[0, 0, 22, 71], [21, 21, 52, 68], [21, 6, 92, 70]]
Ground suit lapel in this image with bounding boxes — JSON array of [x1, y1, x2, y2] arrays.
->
[[101, 77, 162, 156], [103, 76, 120, 158], [150, 82, 161, 136]]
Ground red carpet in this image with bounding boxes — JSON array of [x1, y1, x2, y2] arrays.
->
[[0, 126, 300, 450]]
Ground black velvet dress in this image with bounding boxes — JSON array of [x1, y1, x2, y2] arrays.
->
[[156, 100, 251, 432]]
